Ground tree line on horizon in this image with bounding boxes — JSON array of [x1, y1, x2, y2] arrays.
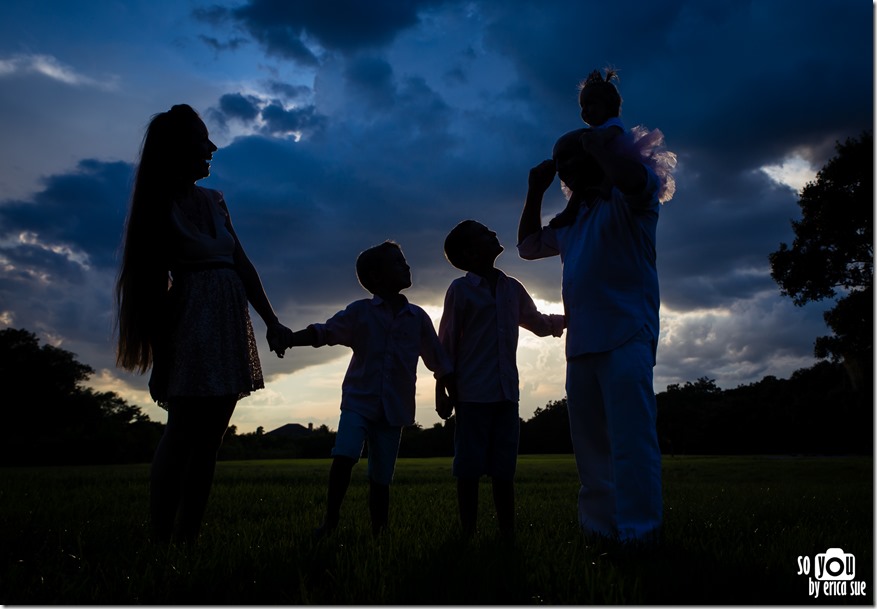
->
[[0, 324, 869, 467], [217, 359, 871, 460], [1, 131, 870, 465]]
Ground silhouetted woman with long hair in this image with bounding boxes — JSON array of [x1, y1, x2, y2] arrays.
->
[[115, 104, 291, 544]]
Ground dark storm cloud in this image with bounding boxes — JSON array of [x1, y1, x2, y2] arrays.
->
[[197, 135, 370, 305], [218, 92, 261, 121], [0, 159, 131, 270], [344, 56, 395, 109], [261, 103, 327, 137], [267, 81, 313, 101], [198, 34, 249, 53], [209, 93, 327, 138], [195, 68, 481, 317], [658, 172, 802, 310], [0, 162, 129, 370], [479, 0, 872, 169], [197, 0, 447, 65]]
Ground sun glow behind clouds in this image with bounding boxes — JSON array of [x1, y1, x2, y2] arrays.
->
[[235, 353, 349, 433], [94, 295, 819, 436], [218, 299, 571, 434]]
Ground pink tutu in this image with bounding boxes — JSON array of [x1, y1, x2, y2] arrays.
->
[[618, 125, 677, 204]]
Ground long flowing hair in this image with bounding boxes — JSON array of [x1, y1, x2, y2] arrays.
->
[[114, 104, 201, 373]]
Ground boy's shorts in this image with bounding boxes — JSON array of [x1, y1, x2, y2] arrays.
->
[[332, 409, 403, 486], [452, 400, 520, 481]]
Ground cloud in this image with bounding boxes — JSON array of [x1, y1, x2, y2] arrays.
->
[[267, 81, 313, 101], [260, 103, 327, 139], [200, 0, 443, 64], [198, 34, 250, 53], [656, 292, 826, 390], [218, 92, 261, 121], [209, 92, 327, 139], [344, 55, 395, 108], [0, 53, 118, 90], [657, 179, 806, 310], [0, 160, 131, 270], [760, 155, 815, 193], [0, 159, 130, 380], [476, 1, 872, 170]]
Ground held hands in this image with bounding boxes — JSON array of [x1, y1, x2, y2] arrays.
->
[[436, 393, 455, 420], [435, 373, 458, 421], [266, 322, 294, 358]]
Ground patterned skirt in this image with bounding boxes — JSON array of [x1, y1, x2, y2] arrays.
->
[[149, 267, 264, 408]]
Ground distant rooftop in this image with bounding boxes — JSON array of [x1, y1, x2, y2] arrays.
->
[[266, 423, 313, 438]]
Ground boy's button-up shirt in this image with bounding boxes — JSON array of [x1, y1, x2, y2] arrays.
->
[[517, 167, 661, 359], [310, 296, 452, 427], [438, 270, 564, 404]]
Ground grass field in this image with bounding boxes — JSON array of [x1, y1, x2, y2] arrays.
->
[[0, 455, 872, 604]]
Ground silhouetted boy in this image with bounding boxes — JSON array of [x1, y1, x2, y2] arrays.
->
[[284, 241, 454, 537], [437, 220, 563, 538]]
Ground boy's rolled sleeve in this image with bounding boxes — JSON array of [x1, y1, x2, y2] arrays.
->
[[310, 306, 354, 348], [517, 283, 565, 338]]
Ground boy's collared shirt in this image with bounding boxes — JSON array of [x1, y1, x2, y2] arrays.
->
[[439, 270, 563, 404], [310, 295, 452, 427], [517, 167, 661, 359]]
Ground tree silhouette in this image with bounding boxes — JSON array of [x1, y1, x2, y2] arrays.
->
[[769, 131, 873, 389], [654, 363, 870, 456], [5, 326, 865, 464], [519, 399, 572, 454], [0, 327, 160, 464], [1, 328, 93, 427], [656, 378, 723, 455]]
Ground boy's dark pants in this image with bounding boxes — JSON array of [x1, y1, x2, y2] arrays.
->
[[454, 401, 519, 537], [322, 456, 390, 536], [457, 477, 515, 537]]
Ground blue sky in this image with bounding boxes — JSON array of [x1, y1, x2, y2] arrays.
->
[[0, 0, 872, 434]]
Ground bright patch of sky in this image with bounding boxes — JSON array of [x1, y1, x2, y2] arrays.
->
[[760, 155, 816, 193]]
